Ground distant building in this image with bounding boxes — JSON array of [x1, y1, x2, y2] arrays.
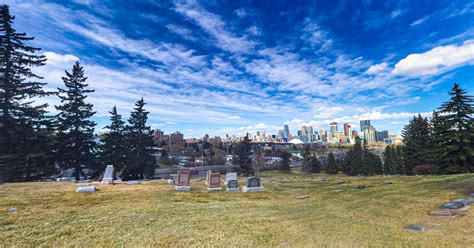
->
[[283, 125, 290, 142], [330, 122, 338, 136], [376, 130, 389, 142], [360, 120, 371, 132], [343, 123, 351, 137]]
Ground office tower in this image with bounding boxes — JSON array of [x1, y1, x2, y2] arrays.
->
[[154, 129, 164, 141], [351, 130, 358, 139], [343, 123, 351, 137], [363, 126, 376, 144], [278, 130, 284, 142], [360, 120, 371, 132], [330, 122, 338, 136], [307, 126, 314, 142], [283, 125, 290, 142], [376, 130, 389, 142]]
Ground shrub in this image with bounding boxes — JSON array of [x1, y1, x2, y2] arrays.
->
[[412, 164, 438, 175]]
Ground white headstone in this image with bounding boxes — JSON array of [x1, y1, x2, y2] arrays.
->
[[225, 172, 237, 185], [76, 186, 97, 193], [101, 165, 114, 184]]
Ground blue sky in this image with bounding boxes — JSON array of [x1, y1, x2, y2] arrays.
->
[[6, 0, 474, 138]]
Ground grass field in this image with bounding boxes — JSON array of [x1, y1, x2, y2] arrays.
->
[[1, 172, 473, 247]]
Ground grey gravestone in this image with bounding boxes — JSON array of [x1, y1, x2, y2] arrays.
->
[[296, 195, 309, 199], [168, 174, 177, 185], [404, 225, 425, 231], [76, 186, 97, 193], [227, 179, 239, 192], [225, 172, 237, 185], [247, 177, 261, 187], [440, 201, 465, 210], [207, 173, 222, 192], [127, 181, 139, 185], [101, 165, 114, 184], [242, 177, 264, 192], [453, 198, 474, 205]]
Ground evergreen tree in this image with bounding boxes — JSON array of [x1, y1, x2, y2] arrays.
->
[[98, 106, 127, 178], [383, 145, 393, 175], [326, 151, 338, 174], [401, 114, 431, 174], [0, 5, 55, 182], [55, 62, 96, 181], [302, 147, 310, 172], [309, 154, 321, 173], [234, 134, 253, 176], [362, 139, 375, 176], [344, 137, 364, 176], [280, 150, 291, 173], [122, 98, 155, 180], [436, 83, 474, 173]]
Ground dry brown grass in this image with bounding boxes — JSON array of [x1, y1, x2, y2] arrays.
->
[[1, 172, 473, 247]]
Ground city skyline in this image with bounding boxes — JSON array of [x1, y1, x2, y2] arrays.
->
[[5, 0, 474, 138]]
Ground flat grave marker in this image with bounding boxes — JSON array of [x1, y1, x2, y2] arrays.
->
[[242, 177, 264, 192]]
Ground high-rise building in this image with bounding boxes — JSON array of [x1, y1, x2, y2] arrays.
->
[[330, 122, 338, 136], [170, 131, 184, 145], [363, 126, 376, 144], [360, 120, 371, 132], [154, 129, 164, 141], [283, 125, 290, 142], [351, 130, 358, 139], [376, 130, 389, 142], [278, 130, 284, 142], [343, 123, 351, 137]]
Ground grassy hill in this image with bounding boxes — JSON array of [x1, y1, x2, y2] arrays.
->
[[1, 172, 473, 247]]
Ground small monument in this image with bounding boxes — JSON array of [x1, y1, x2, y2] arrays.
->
[[175, 170, 191, 192], [207, 172, 222, 192], [101, 165, 114, 184], [242, 176, 264, 192], [225, 172, 237, 185], [76, 186, 97, 193], [226, 173, 239, 192]]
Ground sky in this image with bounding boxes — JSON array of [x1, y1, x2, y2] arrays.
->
[[5, 0, 474, 138]]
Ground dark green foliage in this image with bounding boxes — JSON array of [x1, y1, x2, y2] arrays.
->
[[234, 134, 253, 176], [401, 114, 431, 174], [55, 62, 96, 181], [302, 147, 310, 172], [383, 145, 404, 175], [280, 150, 291, 173], [435, 83, 473, 173], [98, 106, 127, 178], [325, 152, 338, 174], [309, 154, 321, 173], [0, 5, 55, 182], [344, 137, 364, 176], [122, 98, 155, 180]]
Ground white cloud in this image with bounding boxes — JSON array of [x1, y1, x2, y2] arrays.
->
[[365, 62, 388, 75], [392, 41, 474, 76], [43, 52, 79, 66], [410, 16, 429, 26]]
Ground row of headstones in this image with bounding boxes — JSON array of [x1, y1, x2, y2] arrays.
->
[[171, 170, 264, 193]]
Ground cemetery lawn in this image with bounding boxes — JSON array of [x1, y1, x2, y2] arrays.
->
[[1, 173, 473, 247]]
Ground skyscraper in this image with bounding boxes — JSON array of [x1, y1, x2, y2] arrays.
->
[[330, 122, 338, 136], [343, 123, 351, 137], [283, 125, 290, 142], [360, 120, 371, 132]]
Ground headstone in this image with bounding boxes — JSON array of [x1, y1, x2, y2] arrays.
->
[[101, 165, 114, 184], [207, 172, 222, 192], [242, 177, 264, 192], [404, 225, 425, 231], [296, 195, 309, 199], [76, 186, 97, 193], [227, 179, 239, 192], [332, 190, 344, 193], [225, 172, 237, 186], [453, 198, 474, 205], [127, 181, 139, 185], [175, 170, 191, 192], [440, 201, 465, 210], [8, 207, 17, 213], [429, 210, 465, 217], [168, 174, 177, 185]]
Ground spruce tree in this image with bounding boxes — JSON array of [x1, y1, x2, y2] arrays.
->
[[309, 154, 321, 173], [0, 5, 55, 182], [234, 134, 253, 176], [362, 139, 375, 176], [98, 106, 127, 178], [401, 114, 431, 174], [436, 83, 474, 173], [55, 61, 97, 181], [345, 136, 364, 176], [383, 145, 393, 175], [280, 150, 291, 173], [326, 151, 338, 174], [122, 98, 155, 180]]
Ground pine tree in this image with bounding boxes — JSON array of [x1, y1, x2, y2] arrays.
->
[[122, 98, 155, 180], [345, 136, 364, 176], [309, 154, 321, 173], [362, 139, 375, 176], [401, 114, 431, 174], [280, 150, 291, 173], [0, 5, 55, 182], [436, 83, 474, 173], [234, 134, 253, 176], [55, 62, 96, 181], [326, 151, 338, 174], [98, 106, 127, 178], [302, 147, 310, 173], [383, 145, 393, 175]]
